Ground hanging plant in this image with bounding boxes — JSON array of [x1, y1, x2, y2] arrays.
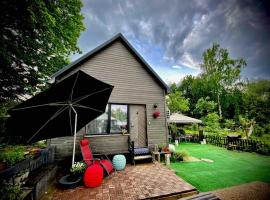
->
[[153, 111, 160, 118]]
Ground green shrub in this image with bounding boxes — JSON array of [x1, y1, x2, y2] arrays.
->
[[202, 112, 220, 133], [171, 150, 189, 162], [224, 119, 235, 130], [0, 146, 25, 166], [256, 146, 270, 155], [253, 125, 265, 137], [0, 184, 22, 200]]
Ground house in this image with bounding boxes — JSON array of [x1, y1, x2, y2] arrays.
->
[[50, 33, 169, 159]]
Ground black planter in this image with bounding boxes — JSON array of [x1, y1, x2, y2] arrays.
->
[[58, 174, 82, 189]]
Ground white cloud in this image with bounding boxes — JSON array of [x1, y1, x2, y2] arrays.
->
[[172, 65, 182, 69], [165, 73, 185, 85], [178, 52, 200, 69]]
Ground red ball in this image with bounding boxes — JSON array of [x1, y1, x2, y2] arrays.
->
[[83, 161, 103, 187]]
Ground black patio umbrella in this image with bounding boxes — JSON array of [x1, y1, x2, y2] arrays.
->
[[8, 70, 113, 164]]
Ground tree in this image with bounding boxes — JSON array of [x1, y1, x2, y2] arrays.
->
[[194, 97, 217, 118], [243, 80, 270, 127], [166, 91, 189, 113], [200, 43, 246, 119], [0, 0, 85, 102], [202, 112, 220, 133]]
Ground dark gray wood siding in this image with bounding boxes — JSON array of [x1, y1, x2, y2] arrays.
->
[[50, 40, 167, 159]]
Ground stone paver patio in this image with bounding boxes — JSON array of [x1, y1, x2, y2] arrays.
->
[[43, 162, 197, 200]]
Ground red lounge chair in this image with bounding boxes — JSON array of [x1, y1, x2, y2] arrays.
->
[[80, 139, 114, 176]]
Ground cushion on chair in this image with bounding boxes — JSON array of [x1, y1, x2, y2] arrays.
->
[[133, 147, 150, 155]]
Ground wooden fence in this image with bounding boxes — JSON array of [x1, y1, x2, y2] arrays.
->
[[178, 134, 269, 154]]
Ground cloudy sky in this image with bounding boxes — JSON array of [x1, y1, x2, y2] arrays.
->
[[71, 0, 270, 84]]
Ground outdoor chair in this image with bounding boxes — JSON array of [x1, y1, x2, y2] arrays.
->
[[128, 136, 152, 165], [80, 139, 114, 176]]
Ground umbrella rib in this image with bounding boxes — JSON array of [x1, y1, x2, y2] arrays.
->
[[27, 106, 68, 143], [73, 103, 103, 113], [12, 102, 68, 111], [69, 72, 80, 101], [73, 87, 112, 103]]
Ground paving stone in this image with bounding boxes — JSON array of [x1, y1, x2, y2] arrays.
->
[[47, 163, 197, 200]]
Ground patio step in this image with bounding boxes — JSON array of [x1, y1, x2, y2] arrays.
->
[[179, 192, 220, 200]]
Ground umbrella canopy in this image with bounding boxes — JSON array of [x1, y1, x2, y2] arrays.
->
[[168, 113, 202, 124], [8, 70, 113, 144]]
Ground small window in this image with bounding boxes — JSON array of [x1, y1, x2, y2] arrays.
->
[[87, 104, 128, 135]]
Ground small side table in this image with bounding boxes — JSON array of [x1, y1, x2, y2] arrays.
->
[[112, 154, 126, 170], [152, 151, 160, 162]]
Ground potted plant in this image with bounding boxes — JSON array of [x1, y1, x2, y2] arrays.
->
[[162, 146, 170, 153], [158, 144, 165, 152], [59, 161, 87, 189], [69, 161, 87, 181]]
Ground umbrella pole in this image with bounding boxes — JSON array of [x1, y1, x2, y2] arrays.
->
[[71, 106, 77, 166]]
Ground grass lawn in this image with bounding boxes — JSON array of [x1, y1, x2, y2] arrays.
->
[[170, 143, 270, 192]]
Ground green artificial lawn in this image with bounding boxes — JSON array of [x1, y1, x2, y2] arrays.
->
[[170, 143, 270, 192]]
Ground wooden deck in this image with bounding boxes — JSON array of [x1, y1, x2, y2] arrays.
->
[[43, 162, 197, 200]]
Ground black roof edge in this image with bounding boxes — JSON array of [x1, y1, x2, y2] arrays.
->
[[51, 33, 170, 94]]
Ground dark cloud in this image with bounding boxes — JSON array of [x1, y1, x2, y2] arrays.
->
[[76, 0, 270, 79]]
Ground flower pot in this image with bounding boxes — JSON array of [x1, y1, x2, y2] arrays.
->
[[59, 174, 82, 189]]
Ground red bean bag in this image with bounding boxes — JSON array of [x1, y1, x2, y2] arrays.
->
[[83, 161, 103, 187]]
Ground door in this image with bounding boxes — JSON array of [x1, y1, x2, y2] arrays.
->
[[129, 105, 147, 147]]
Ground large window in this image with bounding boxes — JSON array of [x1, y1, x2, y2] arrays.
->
[[87, 104, 128, 135]]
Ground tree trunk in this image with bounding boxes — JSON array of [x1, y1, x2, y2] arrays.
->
[[247, 124, 254, 138], [217, 93, 222, 119]]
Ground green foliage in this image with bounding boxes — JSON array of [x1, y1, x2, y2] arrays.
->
[[200, 43, 246, 118], [70, 161, 87, 175], [0, 0, 85, 102], [171, 150, 189, 162], [0, 146, 25, 166], [0, 184, 22, 200], [253, 125, 265, 137], [202, 113, 220, 133], [168, 123, 179, 134], [111, 108, 127, 122], [243, 80, 270, 127], [194, 97, 217, 117], [167, 90, 189, 113], [167, 44, 269, 143], [0, 101, 18, 117], [224, 119, 235, 130], [256, 145, 270, 155], [157, 144, 167, 151]]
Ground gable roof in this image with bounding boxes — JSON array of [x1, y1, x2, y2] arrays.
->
[[51, 33, 169, 93]]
